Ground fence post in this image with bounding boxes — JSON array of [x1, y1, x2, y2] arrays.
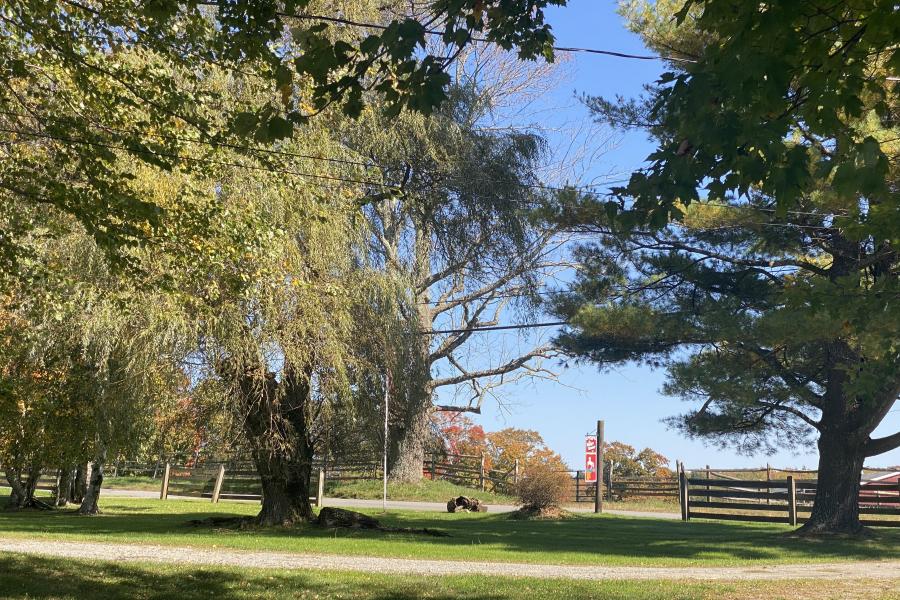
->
[[479, 453, 485, 492], [679, 466, 690, 521], [573, 470, 580, 501], [766, 463, 772, 506], [430, 454, 436, 481], [787, 475, 797, 527], [159, 462, 170, 500], [705, 464, 711, 503], [608, 463, 614, 502], [211, 464, 225, 504], [514, 459, 519, 485], [316, 467, 325, 507]]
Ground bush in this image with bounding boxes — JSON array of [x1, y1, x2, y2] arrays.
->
[[515, 464, 571, 509]]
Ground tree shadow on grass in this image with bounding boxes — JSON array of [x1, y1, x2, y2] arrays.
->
[[0, 554, 513, 600], [1, 502, 897, 565]]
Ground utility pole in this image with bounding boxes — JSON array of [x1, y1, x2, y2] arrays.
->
[[382, 368, 391, 512], [594, 420, 604, 514]]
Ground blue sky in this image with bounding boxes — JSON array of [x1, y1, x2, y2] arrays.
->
[[435, 0, 900, 473]]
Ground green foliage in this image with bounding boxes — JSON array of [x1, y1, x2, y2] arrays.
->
[[0, 0, 568, 276], [598, 0, 898, 235], [556, 1, 899, 461]]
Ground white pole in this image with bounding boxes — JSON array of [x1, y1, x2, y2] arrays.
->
[[382, 368, 391, 512]]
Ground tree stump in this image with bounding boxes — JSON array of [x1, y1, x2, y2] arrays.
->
[[446, 496, 488, 513]]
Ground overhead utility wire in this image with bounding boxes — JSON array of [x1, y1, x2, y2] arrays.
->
[[276, 12, 698, 64], [0, 114, 870, 222], [1, 125, 869, 232]]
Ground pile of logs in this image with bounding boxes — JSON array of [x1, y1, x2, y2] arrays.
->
[[446, 496, 488, 513]]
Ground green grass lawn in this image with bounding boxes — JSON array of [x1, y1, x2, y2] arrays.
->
[[104, 476, 162, 492], [325, 478, 518, 504], [2, 553, 898, 600], [1, 498, 898, 567], [586, 497, 680, 514]]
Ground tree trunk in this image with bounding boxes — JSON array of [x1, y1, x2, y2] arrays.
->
[[5, 469, 28, 509], [73, 462, 89, 504], [55, 467, 75, 507], [796, 428, 866, 535], [78, 447, 106, 515], [231, 363, 317, 527], [254, 452, 314, 526], [389, 392, 431, 483]]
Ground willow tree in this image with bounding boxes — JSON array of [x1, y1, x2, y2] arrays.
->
[[0, 218, 190, 513], [0, 0, 567, 276], [554, 0, 899, 535]]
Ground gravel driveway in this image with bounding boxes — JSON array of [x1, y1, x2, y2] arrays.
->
[[1, 538, 897, 581]]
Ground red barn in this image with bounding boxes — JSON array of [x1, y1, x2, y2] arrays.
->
[[859, 470, 900, 505]]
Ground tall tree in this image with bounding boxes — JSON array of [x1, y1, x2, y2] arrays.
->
[[347, 86, 570, 481], [554, 0, 899, 535]]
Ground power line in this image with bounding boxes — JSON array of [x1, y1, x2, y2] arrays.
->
[[0, 124, 884, 232], [424, 320, 568, 335], [0, 109, 629, 195], [277, 12, 698, 64], [0, 115, 867, 223]]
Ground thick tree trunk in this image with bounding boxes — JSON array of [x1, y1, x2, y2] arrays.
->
[[231, 363, 317, 527], [254, 452, 314, 526], [78, 447, 106, 515], [796, 429, 866, 536], [389, 393, 431, 483]]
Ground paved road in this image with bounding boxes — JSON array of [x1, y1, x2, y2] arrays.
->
[[1, 538, 897, 581], [97, 489, 681, 519]]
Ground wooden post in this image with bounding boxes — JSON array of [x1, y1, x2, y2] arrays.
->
[[316, 467, 325, 507], [594, 420, 604, 514], [766, 463, 772, 506], [430, 454, 436, 481], [479, 453, 486, 492], [159, 462, 170, 500], [608, 463, 614, 502], [705, 464, 711, 503], [514, 459, 519, 485], [211, 464, 225, 503], [787, 475, 797, 527], [575, 470, 580, 501], [679, 466, 691, 521]]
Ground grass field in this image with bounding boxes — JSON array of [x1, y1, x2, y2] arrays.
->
[[1, 498, 898, 567], [1, 553, 898, 600], [325, 478, 518, 504], [104, 476, 161, 492]]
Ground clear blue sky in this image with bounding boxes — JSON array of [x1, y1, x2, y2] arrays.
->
[[435, 0, 900, 473]]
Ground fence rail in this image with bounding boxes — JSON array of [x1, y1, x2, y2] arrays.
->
[[678, 470, 900, 528]]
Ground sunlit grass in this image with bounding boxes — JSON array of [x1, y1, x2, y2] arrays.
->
[[1, 498, 898, 567]]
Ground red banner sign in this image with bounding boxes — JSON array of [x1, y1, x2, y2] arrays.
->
[[585, 435, 597, 482]]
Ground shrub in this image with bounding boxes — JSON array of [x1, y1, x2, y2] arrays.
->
[[515, 463, 571, 509]]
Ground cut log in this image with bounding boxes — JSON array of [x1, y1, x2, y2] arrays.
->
[[446, 496, 488, 513]]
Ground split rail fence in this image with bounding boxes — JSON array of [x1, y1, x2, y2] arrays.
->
[[677, 467, 900, 528]]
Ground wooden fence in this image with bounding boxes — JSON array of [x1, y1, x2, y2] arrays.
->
[[568, 468, 678, 503], [678, 468, 900, 527]]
